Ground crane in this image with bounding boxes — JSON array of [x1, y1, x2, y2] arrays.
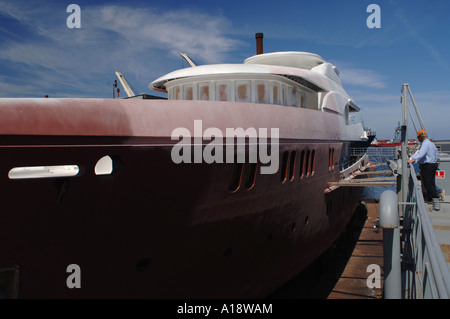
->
[[115, 71, 136, 98], [179, 52, 197, 67]]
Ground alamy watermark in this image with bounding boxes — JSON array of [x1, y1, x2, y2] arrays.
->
[[171, 120, 280, 175], [366, 264, 382, 289], [66, 264, 81, 289], [366, 4, 381, 29], [66, 4, 81, 28]]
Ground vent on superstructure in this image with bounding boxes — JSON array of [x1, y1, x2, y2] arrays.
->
[[278, 74, 325, 92]]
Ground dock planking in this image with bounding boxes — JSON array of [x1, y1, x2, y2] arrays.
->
[[327, 201, 384, 299], [268, 200, 384, 299]]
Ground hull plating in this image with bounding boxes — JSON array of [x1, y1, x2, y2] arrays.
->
[[0, 98, 363, 298]]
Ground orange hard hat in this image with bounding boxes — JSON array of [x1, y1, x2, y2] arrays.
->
[[417, 130, 427, 137]]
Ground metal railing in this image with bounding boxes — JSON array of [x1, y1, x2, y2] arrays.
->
[[379, 83, 450, 298], [400, 164, 450, 298], [351, 147, 397, 165], [381, 162, 450, 299]]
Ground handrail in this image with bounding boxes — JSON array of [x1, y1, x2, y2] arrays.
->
[[400, 163, 450, 298]]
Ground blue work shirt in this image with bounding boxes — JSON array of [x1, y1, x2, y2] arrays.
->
[[409, 139, 439, 164]]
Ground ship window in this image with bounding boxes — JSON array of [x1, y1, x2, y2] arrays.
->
[[184, 85, 194, 100], [294, 87, 301, 107], [198, 82, 210, 101], [8, 165, 80, 179], [272, 82, 281, 105], [289, 151, 296, 181], [216, 82, 230, 101], [256, 81, 269, 104], [287, 86, 302, 107], [281, 84, 287, 106], [174, 86, 182, 100], [287, 86, 293, 106], [236, 81, 251, 102]]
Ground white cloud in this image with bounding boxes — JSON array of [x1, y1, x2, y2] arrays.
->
[[0, 2, 242, 97], [338, 67, 386, 89]]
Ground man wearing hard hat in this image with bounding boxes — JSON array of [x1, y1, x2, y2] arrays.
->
[[408, 130, 440, 211]]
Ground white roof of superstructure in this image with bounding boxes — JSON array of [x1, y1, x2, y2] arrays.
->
[[244, 51, 325, 70], [151, 63, 327, 92], [149, 51, 344, 95]]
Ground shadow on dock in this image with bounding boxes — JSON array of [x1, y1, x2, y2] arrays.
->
[[268, 200, 384, 299]]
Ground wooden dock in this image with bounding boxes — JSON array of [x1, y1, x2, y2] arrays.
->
[[327, 201, 384, 299], [268, 200, 384, 299]]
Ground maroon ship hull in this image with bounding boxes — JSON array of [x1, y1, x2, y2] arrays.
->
[[0, 98, 366, 298]]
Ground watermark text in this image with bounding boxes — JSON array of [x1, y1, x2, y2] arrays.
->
[[171, 120, 279, 175], [66, 4, 81, 29]]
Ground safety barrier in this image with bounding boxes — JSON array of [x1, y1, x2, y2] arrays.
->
[[380, 162, 450, 298]]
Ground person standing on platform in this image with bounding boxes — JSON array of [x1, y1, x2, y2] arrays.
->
[[407, 130, 440, 211]]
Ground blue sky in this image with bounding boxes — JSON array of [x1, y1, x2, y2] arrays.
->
[[0, 0, 449, 139]]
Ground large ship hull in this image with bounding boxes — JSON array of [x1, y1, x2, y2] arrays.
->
[[0, 98, 366, 298]]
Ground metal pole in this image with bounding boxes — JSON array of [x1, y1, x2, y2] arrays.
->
[[379, 190, 401, 299], [407, 86, 426, 131], [407, 104, 418, 134], [401, 84, 409, 213]]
